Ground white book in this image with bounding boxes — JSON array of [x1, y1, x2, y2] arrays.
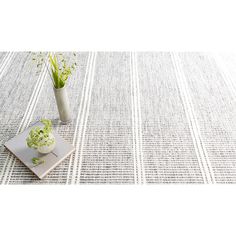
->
[[4, 122, 75, 179]]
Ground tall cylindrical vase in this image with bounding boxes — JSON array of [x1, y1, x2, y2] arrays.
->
[[53, 86, 72, 124]]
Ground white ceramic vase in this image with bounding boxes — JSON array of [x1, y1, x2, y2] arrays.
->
[[37, 133, 56, 154], [53, 86, 72, 124]]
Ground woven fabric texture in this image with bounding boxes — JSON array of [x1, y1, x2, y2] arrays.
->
[[0, 52, 236, 184]]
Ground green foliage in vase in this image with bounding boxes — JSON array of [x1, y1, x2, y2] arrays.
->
[[49, 54, 76, 88], [32, 52, 77, 89], [26, 119, 55, 149]]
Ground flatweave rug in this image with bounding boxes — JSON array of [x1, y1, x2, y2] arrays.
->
[[0, 52, 236, 184]]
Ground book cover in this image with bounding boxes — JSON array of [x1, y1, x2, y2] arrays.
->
[[4, 122, 75, 179]]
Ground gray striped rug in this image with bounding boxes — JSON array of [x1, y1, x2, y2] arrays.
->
[[0, 52, 236, 184]]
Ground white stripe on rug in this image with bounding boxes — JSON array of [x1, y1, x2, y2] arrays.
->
[[76, 52, 97, 184], [70, 52, 97, 184], [18, 55, 49, 133], [66, 52, 92, 184], [0, 52, 11, 71], [130, 52, 146, 184], [1, 53, 48, 184], [134, 52, 146, 184], [171, 52, 215, 184], [0, 52, 15, 79]]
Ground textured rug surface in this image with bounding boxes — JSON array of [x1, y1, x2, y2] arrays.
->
[[0, 52, 236, 184]]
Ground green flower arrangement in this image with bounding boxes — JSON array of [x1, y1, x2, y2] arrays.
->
[[26, 119, 55, 149], [32, 52, 77, 89]]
